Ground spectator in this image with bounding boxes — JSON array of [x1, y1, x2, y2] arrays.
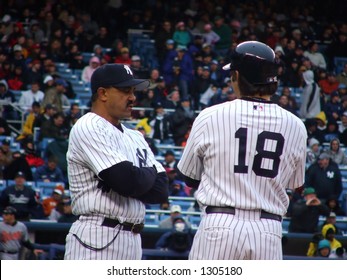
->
[[213, 16, 232, 58], [320, 212, 343, 235], [325, 32, 347, 69], [57, 195, 78, 223], [32, 103, 56, 133], [169, 180, 188, 197], [0, 139, 13, 171], [159, 204, 191, 229], [278, 94, 298, 116], [305, 152, 342, 202], [303, 41, 327, 70], [114, 47, 131, 65], [0, 171, 38, 221], [0, 206, 42, 260], [33, 155, 65, 183], [81, 56, 100, 84], [0, 79, 17, 120], [321, 224, 342, 252], [172, 46, 194, 100], [325, 195, 346, 216], [324, 91, 343, 122], [65, 43, 85, 70], [161, 39, 178, 87], [41, 185, 65, 217], [171, 97, 195, 146], [316, 239, 331, 258], [306, 232, 324, 257], [162, 88, 181, 110], [17, 101, 42, 145], [173, 21, 191, 49], [25, 59, 43, 85], [155, 215, 193, 253], [318, 72, 339, 96], [39, 111, 69, 140], [299, 70, 321, 118], [130, 55, 149, 79], [289, 187, 330, 233], [7, 65, 26, 90], [201, 24, 220, 49], [324, 138, 347, 165], [41, 79, 70, 113], [162, 150, 178, 170], [322, 119, 340, 143], [24, 141, 44, 168], [18, 81, 44, 113], [3, 151, 33, 181], [281, 58, 302, 87], [148, 102, 172, 144], [154, 20, 174, 66], [306, 137, 321, 165], [45, 137, 69, 180], [91, 25, 114, 49], [63, 102, 81, 131]]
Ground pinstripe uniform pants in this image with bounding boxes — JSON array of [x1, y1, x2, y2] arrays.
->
[[189, 209, 283, 260]]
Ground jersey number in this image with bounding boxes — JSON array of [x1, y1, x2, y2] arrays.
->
[[234, 127, 284, 178]]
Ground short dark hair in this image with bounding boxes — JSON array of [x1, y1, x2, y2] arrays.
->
[[238, 74, 278, 97]]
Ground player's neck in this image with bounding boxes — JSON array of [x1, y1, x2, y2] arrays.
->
[[241, 95, 272, 102]]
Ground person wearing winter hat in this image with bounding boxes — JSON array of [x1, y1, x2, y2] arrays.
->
[[288, 186, 330, 233], [306, 137, 321, 164], [324, 137, 347, 165], [321, 224, 342, 252], [299, 70, 321, 118], [316, 239, 331, 257], [81, 56, 100, 83]]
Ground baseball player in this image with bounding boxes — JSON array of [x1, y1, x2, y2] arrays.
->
[[177, 41, 307, 260], [64, 64, 169, 260], [0, 206, 41, 260]]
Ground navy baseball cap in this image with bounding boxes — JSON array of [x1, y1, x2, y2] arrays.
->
[[90, 63, 149, 94], [3, 206, 17, 215]]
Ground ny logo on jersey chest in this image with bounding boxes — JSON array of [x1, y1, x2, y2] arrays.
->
[[136, 148, 148, 167]]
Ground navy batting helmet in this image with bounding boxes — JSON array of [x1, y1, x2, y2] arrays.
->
[[223, 41, 279, 85]]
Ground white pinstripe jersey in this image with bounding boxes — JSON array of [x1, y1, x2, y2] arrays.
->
[[67, 112, 165, 223], [177, 99, 307, 216]]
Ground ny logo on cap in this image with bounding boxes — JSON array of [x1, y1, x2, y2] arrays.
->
[[124, 65, 133, 75]]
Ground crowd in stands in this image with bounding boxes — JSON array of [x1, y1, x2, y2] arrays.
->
[[0, 0, 347, 258]]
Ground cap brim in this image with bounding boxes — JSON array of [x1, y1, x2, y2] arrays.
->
[[114, 79, 150, 91]]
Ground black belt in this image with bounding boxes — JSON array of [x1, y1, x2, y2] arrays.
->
[[205, 206, 282, 222], [0, 250, 18, 254], [101, 217, 144, 234]]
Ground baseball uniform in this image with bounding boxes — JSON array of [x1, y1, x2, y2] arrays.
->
[[178, 98, 307, 259], [0, 209, 31, 260], [64, 112, 166, 260]]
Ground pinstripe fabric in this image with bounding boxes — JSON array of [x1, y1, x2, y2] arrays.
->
[[65, 112, 164, 260], [178, 99, 307, 260]]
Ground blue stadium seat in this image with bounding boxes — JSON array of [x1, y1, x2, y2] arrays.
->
[[145, 213, 159, 225], [6, 180, 36, 189], [188, 215, 201, 227], [36, 181, 65, 199]]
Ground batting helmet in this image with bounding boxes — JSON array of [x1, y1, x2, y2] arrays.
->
[[223, 41, 279, 85]]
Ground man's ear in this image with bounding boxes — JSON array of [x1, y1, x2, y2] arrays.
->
[[97, 87, 107, 101]]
